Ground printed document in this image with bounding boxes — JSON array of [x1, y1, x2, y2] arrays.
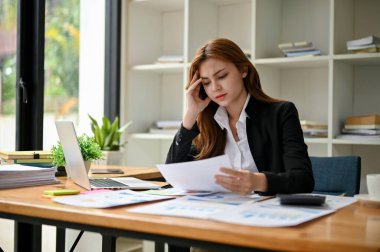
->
[[129, 192, 259, 219], [210, 203, 335, 227], [157, 154, 232, 192], [210, 195, 356, 227], [129, 194, 356, 227]]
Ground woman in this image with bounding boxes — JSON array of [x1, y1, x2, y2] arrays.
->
[[166, 38, 314, 196]]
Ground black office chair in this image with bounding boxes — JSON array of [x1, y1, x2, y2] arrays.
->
[[310, 156, 361, 197]]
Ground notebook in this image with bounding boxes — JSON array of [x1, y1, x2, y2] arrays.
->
[[55, 121, 160, 190]]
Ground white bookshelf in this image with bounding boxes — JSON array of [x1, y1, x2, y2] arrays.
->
[[122, 0, 380, 193]]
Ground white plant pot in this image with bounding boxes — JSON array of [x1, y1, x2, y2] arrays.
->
[[102, 150, 124, 165], [84, 160, 92, 174]]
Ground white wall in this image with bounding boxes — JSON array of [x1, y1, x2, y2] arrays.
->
[[78, 0, 105, 134]]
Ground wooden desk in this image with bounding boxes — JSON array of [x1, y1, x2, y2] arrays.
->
[[89, 165, 162, 180], [1, 181, 380, 252]]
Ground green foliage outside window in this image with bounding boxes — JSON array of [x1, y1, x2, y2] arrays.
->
[[1, 56, 16, 114], [44, 0, 80, 112], [0, 0, 80, 114], [0, 0, 17, 114]]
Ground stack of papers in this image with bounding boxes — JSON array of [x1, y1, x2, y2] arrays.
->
[[0, 164, 58, 189]]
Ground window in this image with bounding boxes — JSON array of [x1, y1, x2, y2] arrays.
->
[[44, 0, 80, 148], [0, 0, 17, 151], [43, 0, 106, 150]]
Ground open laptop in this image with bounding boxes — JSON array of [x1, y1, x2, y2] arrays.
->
[[55, 121, 160, 190]]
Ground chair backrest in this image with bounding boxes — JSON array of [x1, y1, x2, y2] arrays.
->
[[310, 156, 361, 197]]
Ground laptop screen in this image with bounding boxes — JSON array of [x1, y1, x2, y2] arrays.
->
[[55, 121, 92, 190]]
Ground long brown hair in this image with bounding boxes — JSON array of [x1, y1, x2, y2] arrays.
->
[[187, 38, 279, 160]]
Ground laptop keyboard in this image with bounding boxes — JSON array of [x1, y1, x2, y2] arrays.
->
[[89, 178, 129, 189]]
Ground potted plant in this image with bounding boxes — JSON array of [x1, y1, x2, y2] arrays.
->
[[51, 134, 103, 176], [88, 114, 132, 165]]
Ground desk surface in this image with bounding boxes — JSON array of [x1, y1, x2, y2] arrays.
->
[[89, 165, 162, 180], [1, 180, 380, 251]]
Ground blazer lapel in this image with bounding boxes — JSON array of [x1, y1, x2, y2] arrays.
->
[[245, 96, 266, 172]]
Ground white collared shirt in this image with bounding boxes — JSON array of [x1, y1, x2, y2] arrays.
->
[[214, 95, 258, 172]]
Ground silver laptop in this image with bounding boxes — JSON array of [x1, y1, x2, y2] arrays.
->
[[55, 121, 160, 190]]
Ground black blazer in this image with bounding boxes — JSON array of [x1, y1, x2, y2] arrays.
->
[[166, 96, 314, 194]]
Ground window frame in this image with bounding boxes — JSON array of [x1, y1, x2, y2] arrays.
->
[[104, 0, 122, 122], [16, 0, 45, 151]]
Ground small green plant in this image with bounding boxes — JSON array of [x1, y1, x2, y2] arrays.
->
[[88, 114, 132, 151], [51, 134, 103, 167]]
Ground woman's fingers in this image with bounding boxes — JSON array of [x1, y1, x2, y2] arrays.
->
[[187, 78, 202, 92], [219, 167, 240, 176], [190, 70, 199, 82], [215, 169, 253, 195]]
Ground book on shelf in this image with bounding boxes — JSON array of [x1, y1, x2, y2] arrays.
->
[[0, 150, 51, 160], [344, 124, 380, 130], [303, 132, 327, 138], [347, 43, 379, 51], [350, 47, 380, 54], [336, 134, 380, 140], [346, 35, 380, 47], [155, 120, 182, 129], [347, 35, 380, 54], [345, 114, 380, 125], [300, 120, 327, 129], [13, 158, 53, 164], [285, 49, 321, 57], [156, 55, 184, 64], [1, 158, 53, 166], [149, 128, 178, 135], [278, 41, 313, 50], [342, 128, 380, 135], [281, 46, 315, 53], [278, 40, 321, 57]]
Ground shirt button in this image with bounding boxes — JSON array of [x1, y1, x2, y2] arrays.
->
[[176, 133, 182, 144]]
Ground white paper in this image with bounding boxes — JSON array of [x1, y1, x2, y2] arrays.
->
[[210, 203, 335, 227], [261, 194, 357, 210], [129, 195, 244, 219], [209, 195, 356, 227], [129, 194, 356, 227], [110, 177, 160, 189], [157, 154, 232, 192], [320, 195, 357, 210], [143, 188, 217, 196], [129, 193, 263, 219], [53, 189, 174, 208]]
